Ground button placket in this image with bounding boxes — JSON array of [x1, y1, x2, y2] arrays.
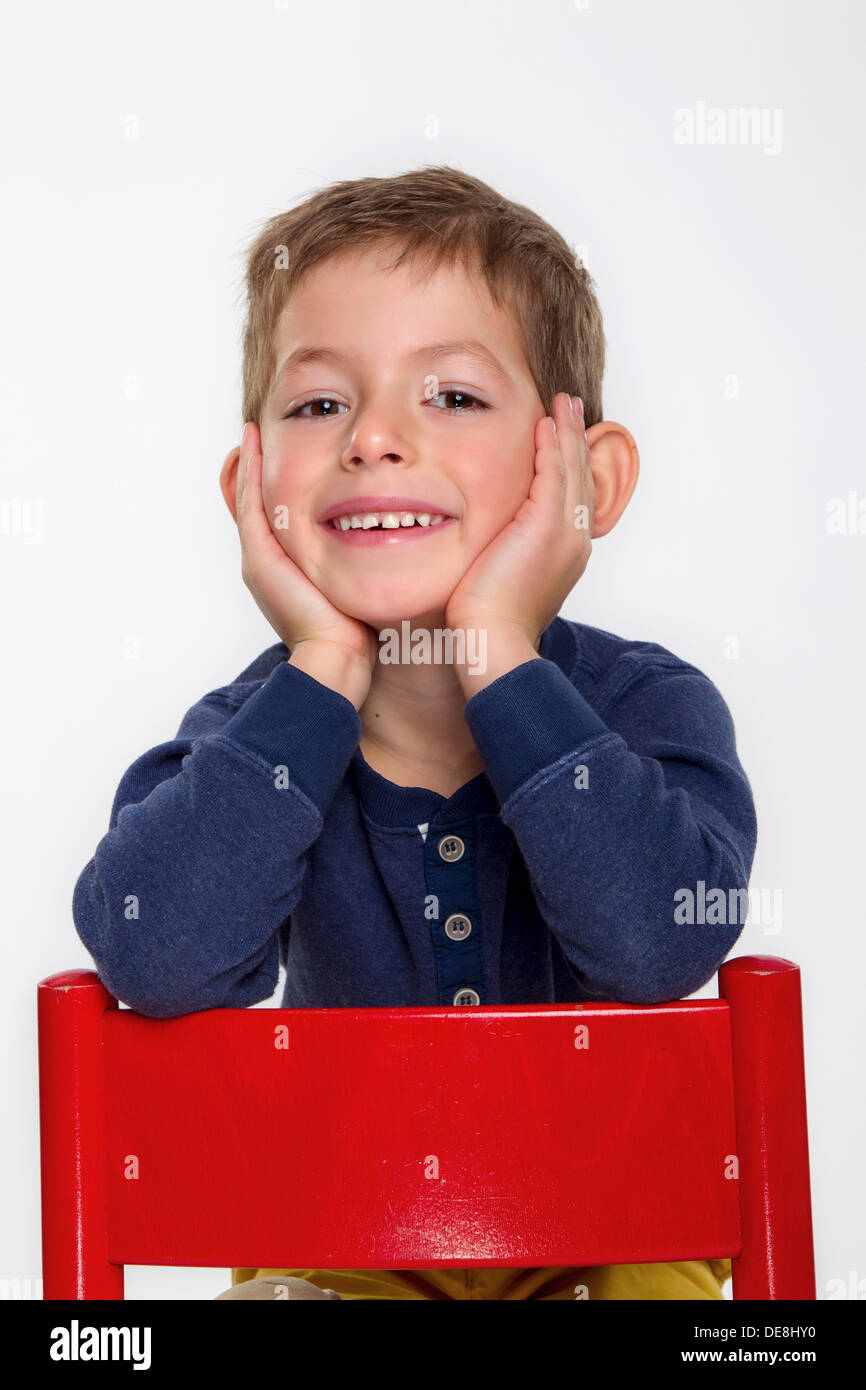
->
[[426, 822, 485, 1006]]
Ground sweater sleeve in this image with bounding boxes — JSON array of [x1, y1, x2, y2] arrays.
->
[[462, 654, 758, 1004], [71, 660, 361, 1018]]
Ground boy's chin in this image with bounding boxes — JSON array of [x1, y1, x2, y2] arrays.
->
[[329, 592, 454, 632], [346, 611, 452, 633]]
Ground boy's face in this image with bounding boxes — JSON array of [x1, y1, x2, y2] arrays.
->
[[258, 242, 548, 630]]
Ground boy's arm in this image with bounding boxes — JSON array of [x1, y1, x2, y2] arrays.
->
[[72, 658, 361, 1018], [463, 655, 758, 1003]]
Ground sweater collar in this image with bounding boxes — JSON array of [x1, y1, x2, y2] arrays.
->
[[350, 616, 577, 828]]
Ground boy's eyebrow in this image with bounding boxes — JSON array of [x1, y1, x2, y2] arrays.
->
[[270, 338, 513, 395]]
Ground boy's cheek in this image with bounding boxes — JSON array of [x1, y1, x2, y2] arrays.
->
[[262, 466, 297, 533]]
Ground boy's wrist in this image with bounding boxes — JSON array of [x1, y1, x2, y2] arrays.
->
[[288, 640, 372, 711]]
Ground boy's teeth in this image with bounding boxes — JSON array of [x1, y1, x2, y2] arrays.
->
[[333, 510, 446, 531]]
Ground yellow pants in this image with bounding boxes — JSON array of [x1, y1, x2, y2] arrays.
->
[[230, 1258, 731, 1300]]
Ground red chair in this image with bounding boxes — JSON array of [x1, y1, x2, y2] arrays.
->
[[36, 954, 815, 1300]]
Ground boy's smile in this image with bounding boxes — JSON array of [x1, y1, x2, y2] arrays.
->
[[317, 492, 460, 543], [320, 514, 458, 546]]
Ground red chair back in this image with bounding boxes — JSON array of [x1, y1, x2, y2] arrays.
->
[[37, 955, 815, 1299]]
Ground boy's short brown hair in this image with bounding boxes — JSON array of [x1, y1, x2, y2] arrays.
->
[[238, 164, 605, 430]]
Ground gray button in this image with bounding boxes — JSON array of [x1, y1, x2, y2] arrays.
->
[[453, 987, 480, 1006], [444, 912, 472, 941], [438, 834, 465, 863]]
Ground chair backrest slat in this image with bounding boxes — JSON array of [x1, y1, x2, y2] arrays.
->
[[102, 1000, 739, 1270]]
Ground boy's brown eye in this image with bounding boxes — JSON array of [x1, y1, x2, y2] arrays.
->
[[429, 389, 488, 414], [287, 396, 346, 419]]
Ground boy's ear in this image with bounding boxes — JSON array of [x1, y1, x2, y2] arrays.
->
[[219, 444, 242, 523], [583, 420, 640, 539]]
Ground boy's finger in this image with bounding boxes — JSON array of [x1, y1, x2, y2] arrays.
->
[[571, 395, 591, 500], [235, 447, 246, 517], [237, 449, 284, 595], [237, 447, 291, 600], [534, 409, 562, 456], [236, 424, 251, 511], [238, 447, 266, 532], [534, 400, 568, 516], [557, 393, 587, 527], [236, 421, 264, 520]]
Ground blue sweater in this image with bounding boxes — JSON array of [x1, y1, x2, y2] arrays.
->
[[72, 617, 758, 1018]]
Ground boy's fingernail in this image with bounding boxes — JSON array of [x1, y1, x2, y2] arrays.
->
[[240, 423, 248, 452], [566, 395, 575, 422], [549, 415, 558, 437], [575, 396, 584, 420]]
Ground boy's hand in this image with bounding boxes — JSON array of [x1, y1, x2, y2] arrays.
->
[[235, 423, 379, 672], [445, 393, 594, 647]]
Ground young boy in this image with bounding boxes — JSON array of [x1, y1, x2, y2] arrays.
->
[[73, 166, 756, 1301]]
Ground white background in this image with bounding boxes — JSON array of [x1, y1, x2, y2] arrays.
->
[[1, 0, 862, 1302]]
